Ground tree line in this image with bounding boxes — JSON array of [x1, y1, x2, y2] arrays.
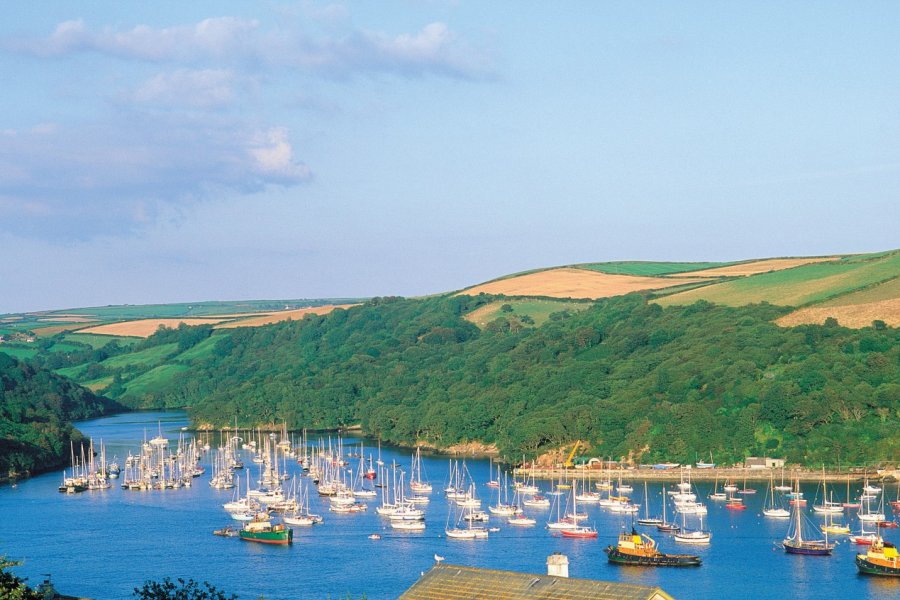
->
[[111, 293, 898, 466]]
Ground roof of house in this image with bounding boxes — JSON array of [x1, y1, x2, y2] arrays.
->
[[399, 563, 674, 600]]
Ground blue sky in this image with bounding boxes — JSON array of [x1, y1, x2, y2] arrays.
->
[[1, 2, 898, 313]]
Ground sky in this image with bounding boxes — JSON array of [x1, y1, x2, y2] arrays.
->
[[1, 1, 898, 314]]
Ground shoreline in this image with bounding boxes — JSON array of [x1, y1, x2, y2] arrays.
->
[[512, 466, 900, 484]]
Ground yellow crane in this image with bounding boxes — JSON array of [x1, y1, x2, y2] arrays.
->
[[564, 440, 582, 468]]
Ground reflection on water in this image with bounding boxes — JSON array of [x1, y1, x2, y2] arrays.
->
[[0, 410, 897, 600]]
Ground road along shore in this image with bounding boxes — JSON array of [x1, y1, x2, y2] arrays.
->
[[512, 466, 898, 484]]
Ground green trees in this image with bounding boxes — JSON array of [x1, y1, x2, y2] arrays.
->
[[0, 354, 120, 475], [155, 293, 899, 466], [133, 578, 237, 600], [0, 557, 42, 600]]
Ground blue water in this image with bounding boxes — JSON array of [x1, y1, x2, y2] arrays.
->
[[1, 411, 898, 599]]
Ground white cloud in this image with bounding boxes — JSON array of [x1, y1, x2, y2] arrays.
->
[[24, 17, 261, 62], [130, 69, 237, 108], [7, 16, 495, 80], [249, 128, 312, 183], [0, 115, 312, 239]]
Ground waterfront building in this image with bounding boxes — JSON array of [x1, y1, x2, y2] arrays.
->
[[400, 557, 674, 600]]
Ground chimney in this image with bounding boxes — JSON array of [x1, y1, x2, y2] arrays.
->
[[547, 553, 569, 578]]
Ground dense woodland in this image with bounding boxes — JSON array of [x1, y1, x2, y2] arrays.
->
[[0, 353, 119, 476], [95, 294, 899, 467], [2, 293, 897, 470]]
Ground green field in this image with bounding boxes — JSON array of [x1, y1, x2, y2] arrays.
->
[[0, 345, 39, 360], [814, 275, 900, 306], [122, 363, 190, 397], [101, 342, 180, 369], [465, 299, 592, 328], [82, 375, 115, 392], [657, 251, 900, 308], [47, 343, 84, 353], [63, 333, 139, 349], [55, 364, 88, 379], [174, 334, 226, 362], [575, 261, 730, 276]]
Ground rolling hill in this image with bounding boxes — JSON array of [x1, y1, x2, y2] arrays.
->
[[0, 248, 897, 468], [458, 249, 900, 328]]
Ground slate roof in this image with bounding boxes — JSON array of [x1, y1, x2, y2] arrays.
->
[[399, 564, 674, 600]]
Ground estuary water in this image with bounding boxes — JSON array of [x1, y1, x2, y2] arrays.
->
[[1, 410, 898, 599]]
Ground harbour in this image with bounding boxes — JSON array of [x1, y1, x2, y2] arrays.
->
[[1, 410, 898, 599]]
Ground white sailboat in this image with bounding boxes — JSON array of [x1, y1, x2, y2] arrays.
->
[[762, 471, 790, 518]]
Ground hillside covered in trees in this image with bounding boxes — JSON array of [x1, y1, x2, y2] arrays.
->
[[87, 293, 899, 467], [0, 353, 120, 476]]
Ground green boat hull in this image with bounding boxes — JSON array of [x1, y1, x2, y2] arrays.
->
[[856, 556, 900, 577], [239, 528, 293, 545]]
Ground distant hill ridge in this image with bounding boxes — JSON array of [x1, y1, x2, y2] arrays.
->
[[458, 249, 900, 328]]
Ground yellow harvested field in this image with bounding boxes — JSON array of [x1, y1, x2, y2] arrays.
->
[[672, 257, 838, 278], [79, 318, 231, 338], [33, 324, 91, 337], [457, 268, 707, 300], [215, 304, 359, 328], [776, 298, 900, 328], [776, 277, 900, 328]]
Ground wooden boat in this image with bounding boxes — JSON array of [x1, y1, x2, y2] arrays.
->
[[239, 514, 293, 545], [782, 481, 833, 556], [605, 529, 701, 567], [856, 536, 900, 577]]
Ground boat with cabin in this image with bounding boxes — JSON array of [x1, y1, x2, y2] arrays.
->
[[238, 514, 293, 545], [605, 529, 702, 567], [856, 534, 900, 577]]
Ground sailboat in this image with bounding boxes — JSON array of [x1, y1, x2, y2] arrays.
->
[[709, 473, 726, 501], [774, 466, 792, 492], [859, 490, 887, 523], [283, 479, 323, 526], [674, 511, 711, 545], [489, 473, 516, 516], [445, 501, 489, 539], [850, 519, 878, 545], [507, 488, 537, 526], [782, 479, 834, 555], [547, 490, 578, 531], [409, 447, 432, 494], [656, 489, 680, 533], [762, 471, 790, 518], [812, 467, 842, 514], [486, 458, 500, 488], [559, 486, 598, 538], [820, 507, 850, 535], [636, 482, 662, 526], [842, 478, 861, 509]]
